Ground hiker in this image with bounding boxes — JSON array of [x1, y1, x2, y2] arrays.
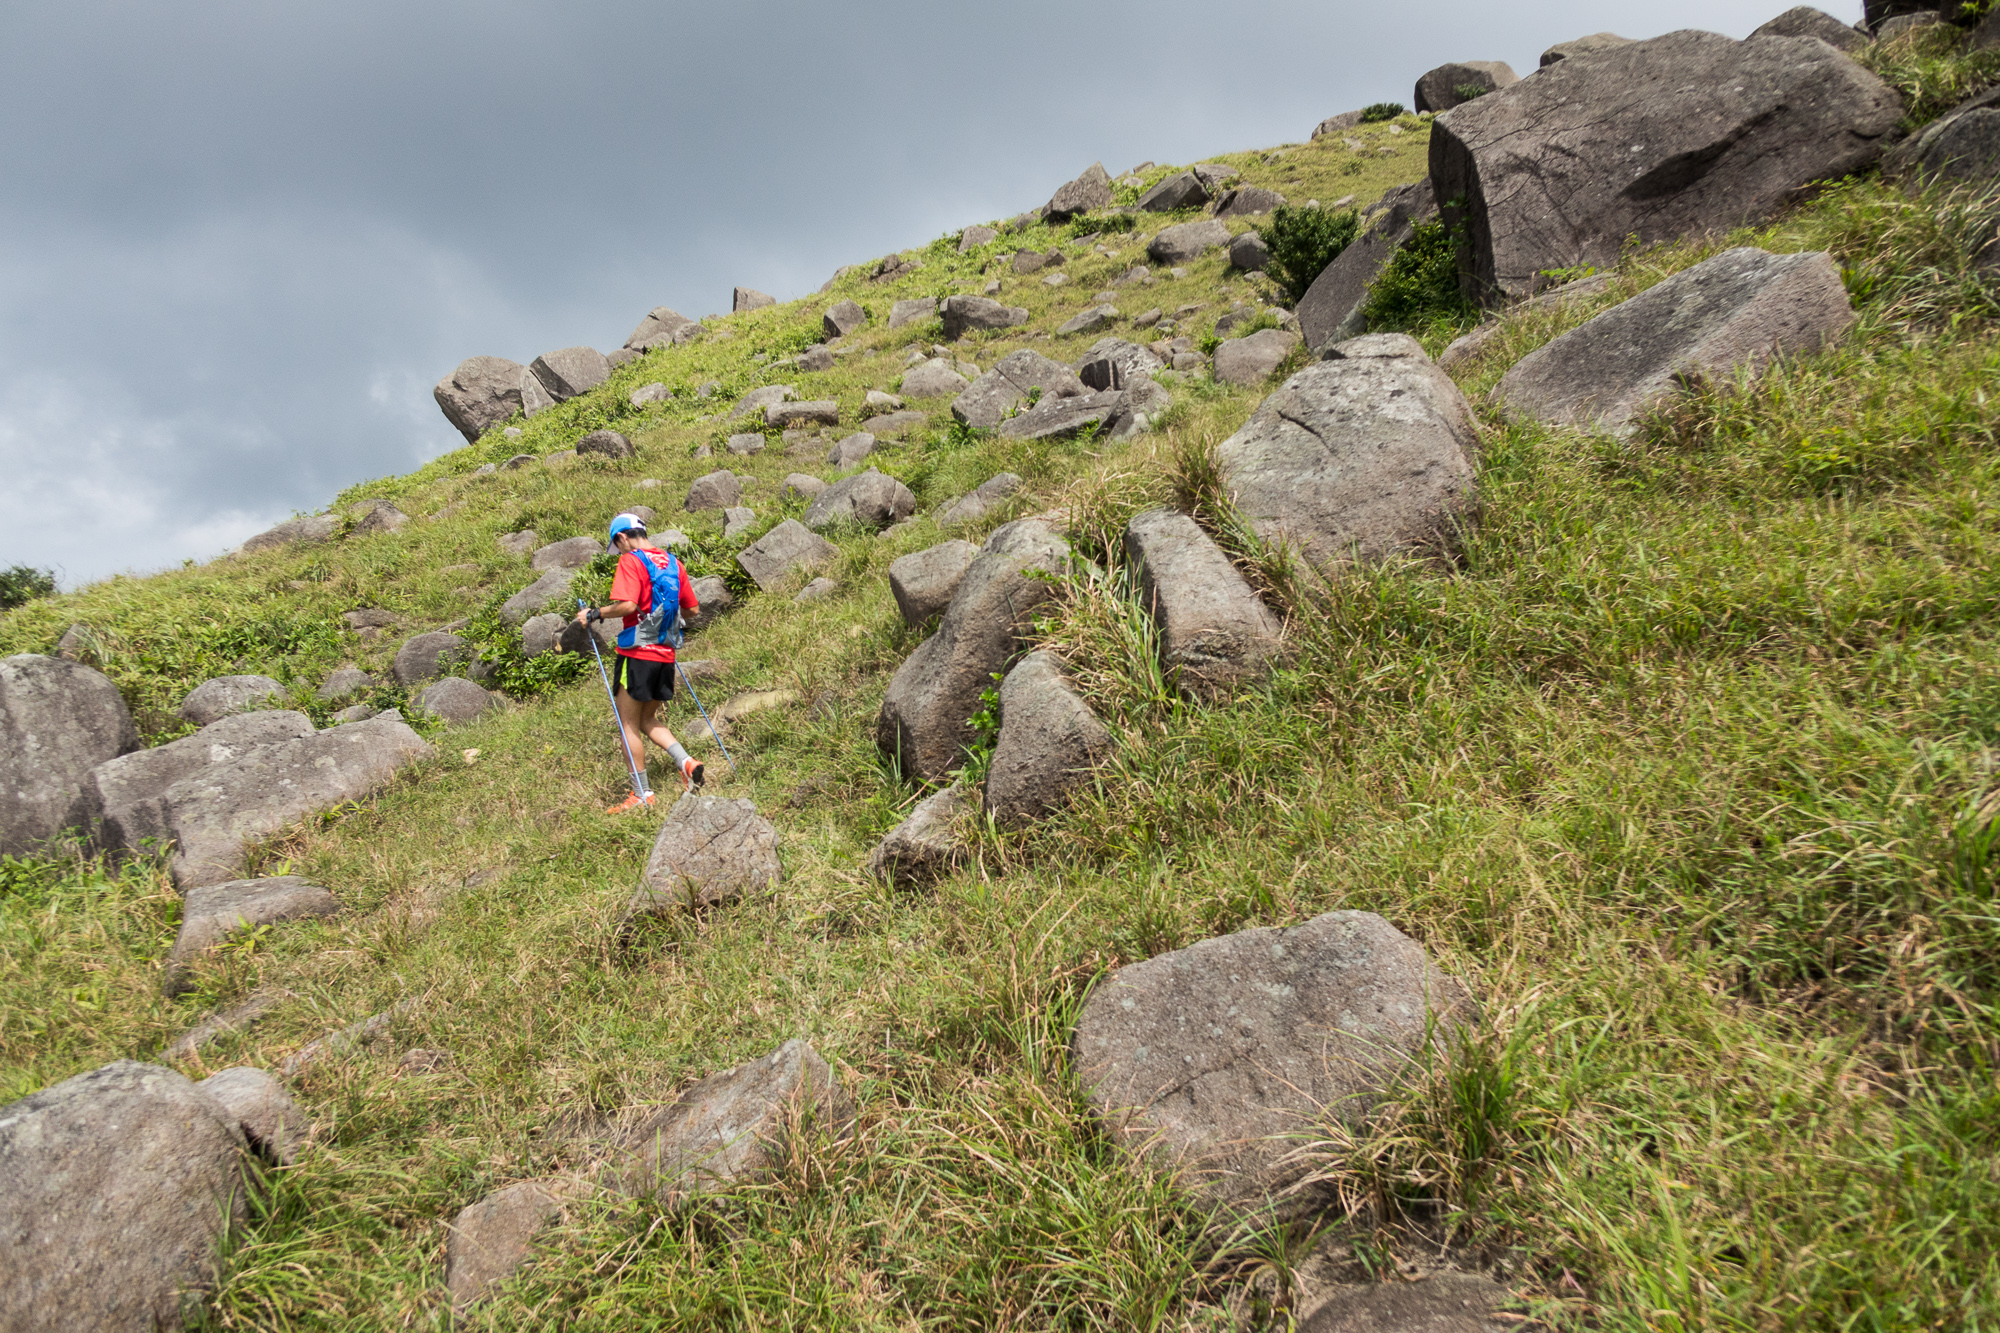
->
[[574, 513, 703, 812]]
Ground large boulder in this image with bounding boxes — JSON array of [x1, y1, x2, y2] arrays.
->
[[866, 783, 974, 886], [765, 400, 840, 429], [392, 631, 472, 687], [625, 306, 696, 350], [1413, 59, 1518, 113], [162, 713, 433, 887], [414, 677, 500, 725], [1297, 180, 1435, 351], [1215, 337, 1480, 573], [730, 385, 796, 419], [1886, 83, 2000, 181], [179, 674, 285, 726], [1147, 219, 1231, 266], [434, 356, 537, 442], [939, 473, 1024, 527], [1749, 8, 1867, 49], [952, 349, 1088, 428], [735, 519, 838, 592], [529, 346, 611, 402], [1043, 162, 1114, 222], [1076, 338, 1165, 391], [0, 1060, 252, 1332], [1071, 911, 1477, 1212], [1431, 30, 1902, 304], [606, 1040, 854, 1197], [802, 469, 916, 531], [1213, 328, 1302, 386], [995, 388, 1123, 439], [82, 710, 317, 855], [826, 432, 875, 468], [940, 296, 1030, 341], [876, 519, 1070, 782], [623, 795, 781, 922], [686, 469, 744, 511], [531, 535, 601, 572], [499, 569, 576, 626], [1123, 509, 1282, 697], [823, 299, 867, 339], [241, 513, 340, 554], [1228, 231, 1272, 271], [165, 876, 339, 994], [1539, 31, 1635, 64], [890, 297, 938, 328], [349, 500, 408, 536], [734, 287, 776, 311], [1496, 248, 1855, 438], [1135, 170, 1212, 212], [575, 429, 633, 460], [889, 540, 980, 627], [984, 652, 1112, 828], [0, 654, 139, 855]]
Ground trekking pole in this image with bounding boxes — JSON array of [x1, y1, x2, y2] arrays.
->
[[675, 661, 737, 776], [579, 600, 651, 805]]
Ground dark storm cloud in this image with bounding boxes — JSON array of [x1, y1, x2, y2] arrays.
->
[[0, 0, 1798, 585]]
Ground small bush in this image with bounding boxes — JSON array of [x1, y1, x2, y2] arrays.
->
[[1359, 102, 1405, 123], [1259, 205, 1362, 304], [1359, 215, 1476, 335], [1453, 83, 1491, 102], [0, 565, 55, 613]]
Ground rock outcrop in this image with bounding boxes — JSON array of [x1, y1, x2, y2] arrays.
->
[[1213, 329, 1301, 386], [1147, 219, 1231, 265], [1429, 30, 1902, 303], [952, 349, 1088, 429], [941, 296, 1031, 340], [1071, 911, 1476, 1212], [984, 652, 1113, 828], [414, 677, 500, 724], [1750, 7, 1868, 49], [939, 473, 1023, 528], [0, 654, 140, 855], [1043, 162, 1114, 222], [434, 356, 537, 442], [624, 306, 699, 350], [1413, 59, 1518, 113], [391, 632, 471, 687], [82, 710, 317, 855], [529, 346, 611, 402], [1297, 180, 1435, 351]]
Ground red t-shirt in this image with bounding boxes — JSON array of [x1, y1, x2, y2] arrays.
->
[[608, 546, 699, 663]]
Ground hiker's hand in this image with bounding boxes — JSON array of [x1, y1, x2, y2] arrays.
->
[[574, 607, 599, 626]]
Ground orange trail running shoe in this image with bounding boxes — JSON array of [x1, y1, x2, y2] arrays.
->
[[681, 757, 705, 791], [605, 790, 655, 815]]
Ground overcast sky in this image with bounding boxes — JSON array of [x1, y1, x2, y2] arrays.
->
[[0, 0, 1837, 587]]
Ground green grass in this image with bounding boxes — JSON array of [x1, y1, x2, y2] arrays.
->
[[8, 88, 2000, 1329]]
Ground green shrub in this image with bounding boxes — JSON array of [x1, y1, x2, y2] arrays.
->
[[1259, 205, 1362, 304], [0, 566, 55, 613], [1359, 102, 1405, 123], [1359, 215, 1476, 335], [1453, 83, 1491, 102]]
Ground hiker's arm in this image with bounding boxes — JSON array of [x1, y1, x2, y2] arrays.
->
[[576, 600, 638, 624]]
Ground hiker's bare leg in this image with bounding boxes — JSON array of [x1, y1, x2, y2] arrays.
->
[[637, 698, 679, 751], [613, 689, 648, 760]]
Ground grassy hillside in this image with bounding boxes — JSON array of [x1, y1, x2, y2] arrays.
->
[[6, 34, 2000, 1328]]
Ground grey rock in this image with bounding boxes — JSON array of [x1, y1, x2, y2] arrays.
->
[[1191, 162, 1239, 189], [163, 713, 432, 887], [736, 519, 838, 591], [332, 704, 375, 723], [1214, 328, 1302, 386], [499, 568, 576, 626], [1216, 343, 1480, 573], [876, 519, 1069, 782], [0, 1060, 252, 1332], [868, 388, 906, 410], [1540, 31, 1635, 64], [861, 409, 927, 438], [1072, 911, 1477, 1213], [1312, 110, 1364, 139], [1013, 249, 1057, 274], [576, 429, 634, 459], [940, 295, 1030, 340], [793, 577, 838, 603], [529, 346, 611, 401], [958, 225, 998, 252], [1172, 350, 1207, 372], [500, 453, 537, 471], [1431, 30, 1902, 304], [521, 614, 565, 658], [686, 469, 744, 511], [1415, 59, 1519, 113], [434, 356, 533, 443], [1900, 104, 2000, 183], [1297, 179, 1436, 350], [1124, 508, 1282, 696], [623, 794, 781, 920], [997, 388, 1123, 439], [630, 504, 657, 527], [984, 652, 1112, 827], [414, 677, 499, 725], [1214, 187, 1285, 218], [804, 468, 915, 531], [951, 348, 1088, 428], [497, 529, 538, 557], [531, 535, 601, 572], [721, 507, 757, 539], [241, 513, 339, 554], [726, 432, 766, 456], [445, 1178, 580, 1310], [1977, 7, 2000, 48], [624, 305, 696, 350], [827, 432, 876, 468], [607, 348, 639, 369], [520, 372, 555, 418], [796, 344, 835, 372], [1104, 378, 1172, 439], [1147, 219, 1231, 265], [730, 384, 796, 418], [939, 472, 1024, 527], [196, 1067, 308, 1166], [1497, 248, 1855, 438], [1136, 170, 1211, 212], [781, 473, 827, 502], [1436, 272, 1618, 371], [556, 614, 618, 657], [350, 499, 409, 535], [166, 876, 339, 994], [630, 382, 671, 406], [81, 710, 315, 856], [733, 287, 776, 311], [685, 576, 734, 632], [889, 540, 980, 627], [823, 299, 867, 339], [180, 674, 285, 727], [889, 297, 938, 328], [392, 631, 471, 687], [543, 449, 577, 466], [765, 399, 840, 429], [1057, 305, 1118, 336], [1112, 264, 1152, 287], [1044, 161, 1113, 222], [606, 1040, 853, 1197], [1077, 337, 1166, 390], [866, 782, 973, 886], [1228, 231, 1272, 271], [866, 253, 922, 282], [54, 623, 97, 664], [1301, 1271, 1508, 1332], [317, 668, 373, 701], [901, 359, 971, 399], [1877, 12, 1940, 38]]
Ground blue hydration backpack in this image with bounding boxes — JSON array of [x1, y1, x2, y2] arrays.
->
[[620, 549, 685, 650]]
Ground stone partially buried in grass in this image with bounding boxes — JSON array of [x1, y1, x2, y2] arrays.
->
[[164, 876, 339, 995], [866, 782, 974, 886], [1213, 328, 1302, 386], [983, 652, 1113, 828], [622, 794, 780, 923], [736, 519, 838, 592], [414, 677, 499, 725], [179, 674, 285, 727], [803, 469, 915, 531], [1123, 508, 1282, 696]]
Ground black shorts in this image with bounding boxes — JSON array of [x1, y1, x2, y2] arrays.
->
[[614, 655, 676, 702]]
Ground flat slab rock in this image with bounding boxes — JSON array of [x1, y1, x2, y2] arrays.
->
[[1216, 337, 1480, 573], [623, 794, 780, 923], [1496, 247, 1855, 438], [1123, 508, 1281, 697], [940, 472, 1024, 528], [1071, 910, 1477, 1213], [166, 876, 339, 994]]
